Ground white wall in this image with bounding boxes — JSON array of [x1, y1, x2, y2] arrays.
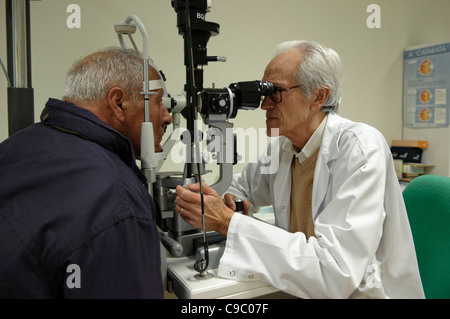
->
[[1, 0, 450, 176]]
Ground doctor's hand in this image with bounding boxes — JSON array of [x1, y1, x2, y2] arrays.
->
[[175, 182, 234, 236], [223, 193, 251, 216]]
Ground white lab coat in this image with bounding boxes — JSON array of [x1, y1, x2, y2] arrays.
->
[[218, 112, 424, 299]]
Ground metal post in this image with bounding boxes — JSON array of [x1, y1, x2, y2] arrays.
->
[[6, 0, 34, 136]]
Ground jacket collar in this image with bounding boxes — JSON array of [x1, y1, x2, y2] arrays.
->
[[41, 98, 146, 183]]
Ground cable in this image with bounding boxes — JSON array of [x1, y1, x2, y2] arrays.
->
[[0, 57, 11, 87], [193, 161, 209, 273], [183, 0, 209, 274]]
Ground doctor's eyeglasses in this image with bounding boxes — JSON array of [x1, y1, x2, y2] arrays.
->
[[261, 85, 301, 104]]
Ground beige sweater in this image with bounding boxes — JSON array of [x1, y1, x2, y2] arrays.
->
[[289, 148, 320, 238]]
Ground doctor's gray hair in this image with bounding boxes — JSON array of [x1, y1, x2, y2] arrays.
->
[[274, 40, 343, 113], [62, 47, 147, 105]]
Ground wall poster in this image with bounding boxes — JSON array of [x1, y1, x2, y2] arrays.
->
[[403, 42, 450, 128]]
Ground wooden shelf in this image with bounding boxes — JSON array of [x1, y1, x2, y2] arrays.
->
[[403, 163, 435, 168]]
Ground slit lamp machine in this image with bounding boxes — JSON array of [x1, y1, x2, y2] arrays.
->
[[114, 0, 274, 284]]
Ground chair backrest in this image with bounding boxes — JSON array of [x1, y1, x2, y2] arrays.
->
[[403, 175, 450, 299]]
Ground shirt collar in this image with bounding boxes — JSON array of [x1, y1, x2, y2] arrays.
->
[[291, 114, 328, 164]]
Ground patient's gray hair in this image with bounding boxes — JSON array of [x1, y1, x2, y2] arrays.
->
[[62, 47, 146, 105], [274, 40, 343, 113]]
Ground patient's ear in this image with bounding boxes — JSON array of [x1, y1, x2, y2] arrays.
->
[[107, 87, 126, 122]]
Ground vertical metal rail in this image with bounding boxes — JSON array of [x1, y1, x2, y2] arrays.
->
[[6, 0, 34, 136]]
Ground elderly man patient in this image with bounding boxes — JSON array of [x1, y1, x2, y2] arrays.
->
[[175, 40, 424, 299], [0, 48, 171, 298]]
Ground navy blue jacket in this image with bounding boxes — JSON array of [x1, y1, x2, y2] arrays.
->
[[0, 98, 163, 298]]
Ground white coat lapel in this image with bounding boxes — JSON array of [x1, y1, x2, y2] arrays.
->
[[272, 138, 293, 230], [312, 113, 341, 218]]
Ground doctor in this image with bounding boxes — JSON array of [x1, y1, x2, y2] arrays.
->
[[175, 40, 424, 298]]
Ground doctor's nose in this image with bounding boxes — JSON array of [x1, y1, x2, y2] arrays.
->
[[260, 96, 276, 111]]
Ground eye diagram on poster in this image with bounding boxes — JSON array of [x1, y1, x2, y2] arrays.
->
[[403, 42, 450, 128]]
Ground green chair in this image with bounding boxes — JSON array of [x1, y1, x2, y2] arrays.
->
[[403, 175, 450, 299]]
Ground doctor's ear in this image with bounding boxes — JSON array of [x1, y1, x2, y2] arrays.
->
[[311, 86, 331, 110], [107, 87, 126, 121]]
